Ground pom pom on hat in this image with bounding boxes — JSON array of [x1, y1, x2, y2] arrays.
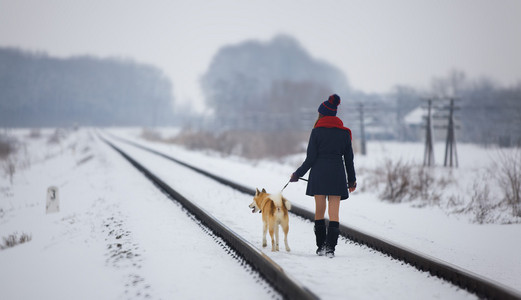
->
[[318, 94, 341, 116]]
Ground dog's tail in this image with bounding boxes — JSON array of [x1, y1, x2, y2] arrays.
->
[[283, 197, 292, 211], [271, 193, 291, 211]]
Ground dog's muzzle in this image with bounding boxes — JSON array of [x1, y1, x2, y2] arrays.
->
[[249, 203, 260, 213]]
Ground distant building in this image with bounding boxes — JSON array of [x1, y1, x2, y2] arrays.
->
[[403, 106, 425, 141]]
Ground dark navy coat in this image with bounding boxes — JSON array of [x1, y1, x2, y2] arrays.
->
[[294, 127, 356, 200]]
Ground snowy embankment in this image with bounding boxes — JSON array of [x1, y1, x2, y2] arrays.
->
[[111, 127, 521, 294]]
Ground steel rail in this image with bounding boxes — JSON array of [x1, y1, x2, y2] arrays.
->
[[100, 136, 319, 300], [109, 134, 521, 300]]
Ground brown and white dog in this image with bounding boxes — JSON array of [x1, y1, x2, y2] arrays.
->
[[249, 188, 291, 252]]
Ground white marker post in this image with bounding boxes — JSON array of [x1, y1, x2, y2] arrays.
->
[[46, 186, 60, 214]]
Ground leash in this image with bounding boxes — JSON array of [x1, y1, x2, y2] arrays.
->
[[281, 177, 308, 192]]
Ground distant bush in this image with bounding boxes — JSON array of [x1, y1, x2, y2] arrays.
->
[[444, 156, 521, 224], [0, 232, 32, 250], [464, 178, 497, 224], [380, 160, 412, 203], [2, 158, 16, 185], [166, 129, 308, 159], [28, 128, 42, 139], [493, 149, 521, 218], [140, 128, 162, 142], [47, 128, 68, 144], [0, 135, 15, 159], [370, 159, 448, 205], [0, 135, 17, 184], [410, 167, 450, 206]]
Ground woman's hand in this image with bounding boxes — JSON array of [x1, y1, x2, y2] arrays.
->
[[348, 181, 357, 193], [290, 173, 299, 182]]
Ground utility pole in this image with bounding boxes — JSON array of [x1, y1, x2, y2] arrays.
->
[[444, 98, 459, 168], [423, 99, 435, 167], [358, 103, 367, 155]]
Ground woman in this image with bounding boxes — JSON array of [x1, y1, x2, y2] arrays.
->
[[290, 94, 356, 258]]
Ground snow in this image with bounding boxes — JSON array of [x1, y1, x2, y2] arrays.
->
[[110, 128, 521, 291], [0, 129, 277, 299], [404, 106, 426, 125], [108, 134, 475, 299], [1, 127, 520, 299]]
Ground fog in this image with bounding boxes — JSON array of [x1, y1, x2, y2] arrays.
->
[[1, 0, 521, 146], [1, 0, 521, 108]]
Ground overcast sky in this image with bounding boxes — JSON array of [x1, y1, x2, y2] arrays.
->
[[1, 0, 520, 112]]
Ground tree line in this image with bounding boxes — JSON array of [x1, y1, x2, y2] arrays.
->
[[1, 38, 520, 147], [200, 35, 350, 132], [0, 47, 174, 127], [199, 36, 521, 146]]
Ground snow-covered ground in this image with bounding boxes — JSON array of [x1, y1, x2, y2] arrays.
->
[[0, 127, 520, 299], [0, 129, 277, 299]]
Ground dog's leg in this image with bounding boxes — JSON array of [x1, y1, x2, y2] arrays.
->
[[282, 221, 290, 252], [262, 221, 267, 247], [269, 225, 275, 251], [275, 224, 280, 251]]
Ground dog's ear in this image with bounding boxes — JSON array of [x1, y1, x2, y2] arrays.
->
[[262, 188, 266, 193], [255, 188, 260, 196]]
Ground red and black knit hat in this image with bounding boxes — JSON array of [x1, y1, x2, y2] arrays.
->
[[318, 94, 341, 116]]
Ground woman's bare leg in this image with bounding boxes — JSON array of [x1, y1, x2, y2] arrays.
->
[[328, 196, 341, 222], [314, 195, 326, 220]]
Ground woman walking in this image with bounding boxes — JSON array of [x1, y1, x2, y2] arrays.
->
[[290, 94, 356, 258]]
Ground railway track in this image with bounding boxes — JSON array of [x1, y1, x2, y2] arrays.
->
[[101, 135, 318, 300], [103, 133, 521, 300]]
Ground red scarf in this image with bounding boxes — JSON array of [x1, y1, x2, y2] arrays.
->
[[314, 116, 352, 140]]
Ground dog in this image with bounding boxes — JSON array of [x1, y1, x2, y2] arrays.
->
[[249, 188, 291, 252]]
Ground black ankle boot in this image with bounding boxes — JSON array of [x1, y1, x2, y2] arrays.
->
[[314, 219, 326, 256], [326, 221, 340, 258]]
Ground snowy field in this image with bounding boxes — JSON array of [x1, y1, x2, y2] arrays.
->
[[0, 127, 520, 299]]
